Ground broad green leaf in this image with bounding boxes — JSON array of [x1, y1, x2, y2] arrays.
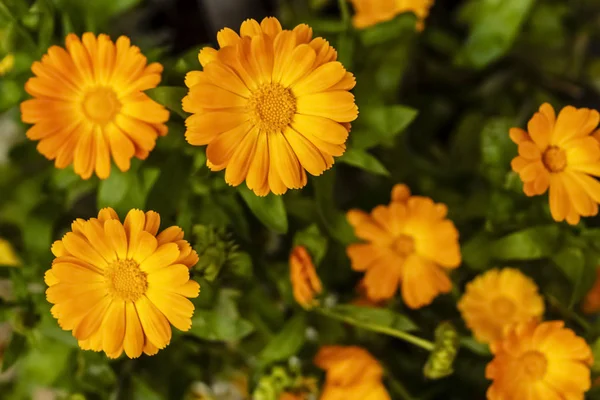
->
[[359, 13, 417, 46], [339, 149, 390, 176], [189, 289, 254, 342], [146, 156, 192, 215], [97, 167, 130, 209], [455, 0, 535, 68], [326, 304, 418, 332], [258, 314, 306, 367], [491, 225, 561, 260], [145, 86, 188, 119], [480, 118, 515, 185], [238, 185, 288, 234], [313, 172, 356, 245], [2, 333, 25, 372], [351, 105, 418, 150], [293, 224, 328, 265], [461, 232, 493, 270]]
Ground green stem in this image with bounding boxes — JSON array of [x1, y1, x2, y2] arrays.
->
[[388, 377, 416, 400], [0, 2, 39, 55], [547, 294, 592, 332], [338, 0, 351, 25], [315, 307, 435, 351]]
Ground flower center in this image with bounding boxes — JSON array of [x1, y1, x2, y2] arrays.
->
[[391, 234, 415, 257], [104, 259, 148, 302], [248, 83, 296, 132], [82, 87, 121, 125], [542, 146, 567, 173], [490, 296, 516, 319], [520, 351, 548, 381]]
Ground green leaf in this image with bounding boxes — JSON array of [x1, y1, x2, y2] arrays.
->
[[130, 377, 163, 400], [238, 185, 288, 234], [491, 225, 561, 260], [97, 167, 130, 209], [359, 13, 417, 46], [480, 118, 516, 185], [462, 232, 493, 270], [327, 304, 418, 332], [338, 149, 390, 176], [351, 105, 418, 150], [146, 156, 192, 215], [2, 333, 25, 372], [258, 314, 306, 367], [455, 0, 536, 68], [313, 172, 357, 245], [293, 224, 328, 265], [189, 289, 254, 342], [553, 247, 596, 307], [145, 86, 188, 119]]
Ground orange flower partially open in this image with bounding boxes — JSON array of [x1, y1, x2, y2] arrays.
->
[[349, 0, 434, 31], [290, 246, 322, 308], [510, 103, 600, 225], [346, 184, 461, 309]]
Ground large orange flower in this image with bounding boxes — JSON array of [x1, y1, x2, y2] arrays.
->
[[346, 184, 461, 309], [21, 33, 169, 179], [183, 17, 357, 196], [486, 320, 593, 400], [510, 103, 600, 225], [45, 208, 199, 358]]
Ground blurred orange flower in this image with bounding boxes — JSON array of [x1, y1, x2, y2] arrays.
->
[[349, 0, 434, 31], [290, 246, 322, 308]]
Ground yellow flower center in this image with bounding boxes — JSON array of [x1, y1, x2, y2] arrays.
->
[[82, 87, 121, 125], [542, 146, 567, 173], [490, 296, 516, 319], [520, 351, 548, 381], [391, 234, 415, 257], [248, 83, 296, 132], [104, 259, 148, 302]]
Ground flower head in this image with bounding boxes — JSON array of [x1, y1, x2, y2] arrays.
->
[[486, 320, 593, 400], [314, 346, 391, 400], [0, 238, 20, 267], [349, 0, 434, 31], [21, 33, 169, 180], [183, 17, 358, 196], [346, 184, 461, 309], [458, 268, 544, 344], [510, 103, 600, 225], [583, 267, 600, 314], [45, 208, 200, 358], [290, 245, 322, 308]]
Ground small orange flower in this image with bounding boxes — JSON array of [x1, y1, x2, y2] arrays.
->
[[510, 103, 600, 225], [349, 0, 434, 31], [583, 267, 600, 314], [290, 246, 322, 308], [486, 320, 593, 400], [314, 346, 391, 400], [346, 184, 461, 309], [458, 268, 544, 344]]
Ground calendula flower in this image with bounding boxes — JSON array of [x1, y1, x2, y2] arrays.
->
[[183, 17, 358, 196], [0, 54, 14, 76], [486, 320, 593, 400], [290, 246, 322, 308], [45, 208, 200, 359], [349, 0, 434, 31], [0, 238, 20, 267], [583, 267, 600, 314], [346, 184, 461, 309], [21, 33, 169, 180], [314, 346, 391, 400], [458, 268, 544, 344], [510, 103, 600, 225]]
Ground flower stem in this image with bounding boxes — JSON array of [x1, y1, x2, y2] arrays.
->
[[337, 0, 351, 25], [315, 307, 435, 351], [546, 294, 592, 332]]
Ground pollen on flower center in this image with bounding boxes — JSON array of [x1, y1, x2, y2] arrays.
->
[[542, 146, 567, 173], [104, 259, 148, 302], [82, 87, 121, 125], [248, 83, 296, 132], [490, 296, 516, 319], [520, 351, 548, 380], [391, 234, 415, 257]]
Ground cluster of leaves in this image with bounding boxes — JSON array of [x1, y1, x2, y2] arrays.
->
[[2, 0, 600, 399]]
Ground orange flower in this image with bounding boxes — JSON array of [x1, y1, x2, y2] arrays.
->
[[346, 184, 461, 309], [583, 267, 600, 314], [21, 33, 169, 179], [458, 268, 544, 344], [510, 103, 600, 225], [349, 0, 434, 31], [314, 346, 391, 400], [279, 393, 305, 400], [183, 17, 357, 196], [290, 246, 322, 308], [486, 320, 593, 400]]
